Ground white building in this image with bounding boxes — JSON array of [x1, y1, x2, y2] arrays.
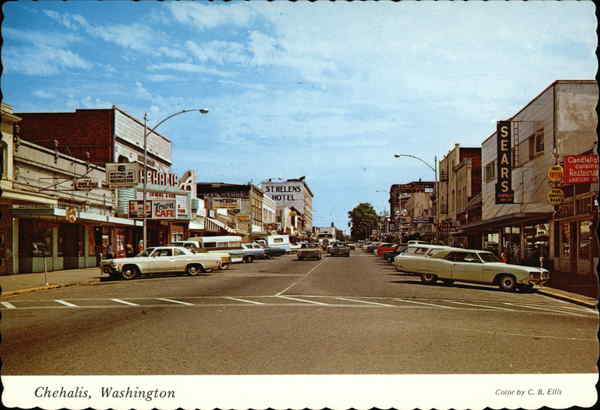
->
[[260, 177, 313, 232]]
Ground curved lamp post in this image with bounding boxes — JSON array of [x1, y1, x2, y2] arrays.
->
[[142, 109, 209, 249], [393, 153, 438, 241]]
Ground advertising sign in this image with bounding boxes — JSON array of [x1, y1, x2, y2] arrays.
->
[[495, 120, 515, 204], [152, 200, 176, 219], [563, 154, 599, 184], [74, 178, 100, 190], [211, 197, 241, 209], [176, 195, 189, 219], [128, 200, 152, 219], [547, 165, 564, 183], [237, 215, 250, 222], [547, 188, 565, 206], [65, 207, 77, 223], [106, 163, 139, 187]]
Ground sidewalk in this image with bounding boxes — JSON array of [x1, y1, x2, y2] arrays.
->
[[0, 267, 597, 309]]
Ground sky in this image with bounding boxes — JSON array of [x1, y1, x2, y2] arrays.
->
[[2, 0, 597, 231]]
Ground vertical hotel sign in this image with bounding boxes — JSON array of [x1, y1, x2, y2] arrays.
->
[[495, 120, 514, 204]]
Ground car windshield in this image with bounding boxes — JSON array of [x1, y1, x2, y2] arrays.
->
[[479, 252, 501, 263], [136, 248, 155, 257]]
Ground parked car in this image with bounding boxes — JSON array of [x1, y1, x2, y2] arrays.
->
[[297, 243, 322, 261], [101, 246, 222, 280], [383, 244, 408, 262], [366, 242, 382, 253], [241, 242, 271, 259], [395, 248, 550, 291], [393, 244, 453, 272], [169, 242, 232, 269], [376, 243, 397, 257], [407, 240, 429, 246], [328, 243, 351, 257]]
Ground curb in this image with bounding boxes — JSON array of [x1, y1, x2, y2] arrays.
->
[[537, 288, 597, 309], [0, 280, 108, 298]]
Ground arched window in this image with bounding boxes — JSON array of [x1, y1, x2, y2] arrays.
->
[[117, 155, 129, 163]]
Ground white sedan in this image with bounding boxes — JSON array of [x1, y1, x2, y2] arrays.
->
[[101, 246, 222, 280]]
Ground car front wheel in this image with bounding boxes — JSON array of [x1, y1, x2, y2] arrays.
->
[[420, 273, 437, 284], [498, 274, 517, 291], [244, 255, 254, 263], [121, 265, 139, 280]]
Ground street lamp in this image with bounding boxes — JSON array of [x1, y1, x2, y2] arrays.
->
[[142, 109, 209, 250], [393, 153, 438, 241]]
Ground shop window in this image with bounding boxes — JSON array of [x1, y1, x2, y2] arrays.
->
[[579, 220, 592, 260], [21, 219, 53, 257], [560, 222, 571, 257], [171, 232, 184, 242], [528, 135, 535, 160], [523, 223, 549, 267]]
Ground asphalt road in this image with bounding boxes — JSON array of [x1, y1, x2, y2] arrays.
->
[[1, 250, 597, 375]]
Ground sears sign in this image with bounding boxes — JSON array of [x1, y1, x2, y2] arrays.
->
[[495, 121, 514, 204]]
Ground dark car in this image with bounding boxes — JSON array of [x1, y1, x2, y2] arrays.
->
[[263, 246, 287, 258], [383, 245, 408, 262], [328, 243, 351, 257]]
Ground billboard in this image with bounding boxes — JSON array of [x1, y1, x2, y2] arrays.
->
[[128, 200, 152, 219], [106, 163, 139, 188], [495, 121, 515, 204], [211, 197, 241, 209], [563, 154, 598, 184], [152, 200, 176, 219]]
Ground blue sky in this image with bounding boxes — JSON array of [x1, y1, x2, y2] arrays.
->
[[2, 0, 596, 230]]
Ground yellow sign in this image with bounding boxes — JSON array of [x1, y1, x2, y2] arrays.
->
[[65, 207, 78, 223], [547, 188, 564, 205], [237, 215, 250, 222], [547, 165, 563, 182]]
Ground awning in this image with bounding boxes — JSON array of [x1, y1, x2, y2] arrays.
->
[[454, 212, 553, 234], [11, 207, 143, 226]]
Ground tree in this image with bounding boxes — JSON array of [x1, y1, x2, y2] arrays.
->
[[348, 203, 380, 241]]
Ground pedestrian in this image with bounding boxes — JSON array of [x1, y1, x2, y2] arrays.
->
[[500, 251, 508, 263]]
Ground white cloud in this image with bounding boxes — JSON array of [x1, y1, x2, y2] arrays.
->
[[167, 2, 254, 30], [3, 27, 82, 47], [146, 74, 182, 83], [185, 40, 248, 65], [148, 62, 236, 78], [33, 90, 55, 99], [5, 45, 93, 75]]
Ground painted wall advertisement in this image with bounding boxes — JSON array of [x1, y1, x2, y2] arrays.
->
[[152, 200, 176, 219], [262, 181, 305, 211], [133, 191, 190, 219], [563, 154, 598, 184], [495, 120, 515, 204]]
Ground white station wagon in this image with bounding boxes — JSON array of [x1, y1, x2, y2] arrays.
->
[[101, 246, 222, 280], [395, 248, 550, 291]]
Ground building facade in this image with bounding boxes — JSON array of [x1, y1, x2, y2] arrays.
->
[[389, 180, 435, 240], [260, 177, 314, 233]]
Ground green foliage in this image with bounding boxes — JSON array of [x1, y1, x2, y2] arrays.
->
[[348, 203, 379, 240]]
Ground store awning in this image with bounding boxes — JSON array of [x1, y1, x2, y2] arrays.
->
[[454, 212, 553, 234], [11, 207, 143, 226]]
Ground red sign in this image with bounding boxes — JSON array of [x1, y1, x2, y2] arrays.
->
[[563, 154, 598, 184]]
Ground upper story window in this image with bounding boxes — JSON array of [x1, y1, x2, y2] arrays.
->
[[535, 128, 544, 153], [484, 160, 496, 183]]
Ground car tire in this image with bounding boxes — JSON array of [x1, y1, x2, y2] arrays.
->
[[186, 264, 202, 276], [498, 274, 517, 291], [420, 273, 437, 284], [121, 265, 139, 280], [244, 255, 254, 263]]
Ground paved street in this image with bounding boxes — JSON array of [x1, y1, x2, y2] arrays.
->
[[1, 251, 597, 375]]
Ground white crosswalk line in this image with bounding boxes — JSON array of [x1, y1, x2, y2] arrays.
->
[[111, 298, 139, 306], [449, 301, 518, 312], [224, 296, 264, 305], [1, 301, 16, 309], [335, 297, 395, 307], [54, 299, 78, 307], [393, 297, 458, 309], [277, 296, 329, 305], [504, 302, 590, 317], [156, 298, 194, 306]]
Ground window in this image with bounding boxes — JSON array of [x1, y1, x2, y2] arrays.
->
[[156, 249, 173, 257], [174, 248, 185, 256], [204, 242, 216, 248], [528, 135, 535, 160], [579, 220, 592, 260], [485, 161, 496, 182], [535, 128, 544, 153], [560, 222, 571, 257]]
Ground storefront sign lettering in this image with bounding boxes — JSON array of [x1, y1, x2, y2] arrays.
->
[[152, 200, 176, 219], [563, 154, 598, 184], [139, 169, 179, 187], [495, 120, 514, 204], [74, 178, 100, 190], [106, 163, 139, 187], [547, 188, 564, 206]]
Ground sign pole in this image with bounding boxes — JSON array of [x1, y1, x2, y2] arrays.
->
[[143, 113, 148, 251]]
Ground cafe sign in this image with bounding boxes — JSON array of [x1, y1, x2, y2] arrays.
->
[[563, 154, 598, 184], [495, 120, 515, 204], [152, 200, 176, 219]]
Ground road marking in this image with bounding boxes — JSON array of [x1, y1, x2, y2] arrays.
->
[[275, 258, 328, 296], [335, 297, 395, 307], [1, 301, 16, 309], [393, 297, 458, 309], [277, 296, 329, 305], [449, 301, 518, 312], [504, 302, 590, 318], [111, 298, 139, 306], [224, 296, 264, 305], [156, 298, 194, 306], [54, 299, 78, 307]]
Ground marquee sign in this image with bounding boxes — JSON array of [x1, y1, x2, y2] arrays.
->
[[106, 163, 139, 188], [74, 178, 100, 190], [495, 121, 514, 204]]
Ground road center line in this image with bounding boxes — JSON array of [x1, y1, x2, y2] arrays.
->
[[275, 258, 328, 296], [1, 301, 16, 309], [335, 297, 395, 307], [393, 297, 457, 309], [277, 295, 329, 305], [449, 301, 517, 312], [111, 298, 139, 306], [54, 299, 78, 307], [224, 296, 264, 305], [156, 298, 194, 306]]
